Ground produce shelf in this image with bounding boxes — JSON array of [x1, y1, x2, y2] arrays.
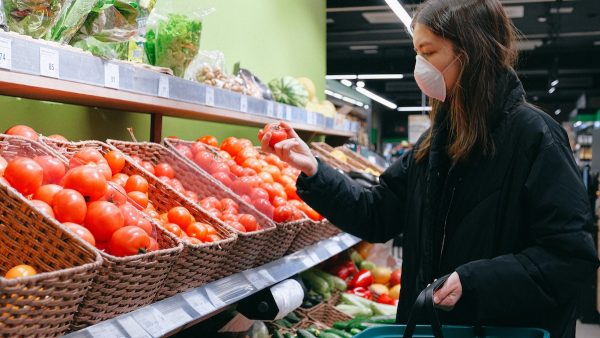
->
[[0, 32, 355, 142], [62, 233, 360, 338]]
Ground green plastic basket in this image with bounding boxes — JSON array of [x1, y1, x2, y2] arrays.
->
[[354, 325, 550, 338]]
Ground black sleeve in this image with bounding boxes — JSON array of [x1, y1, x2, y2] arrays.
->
[[456, 139, 599, 323], [296, 151, 412, 243]]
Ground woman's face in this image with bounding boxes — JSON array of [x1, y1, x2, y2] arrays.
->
[[413, 23, 461, 95]]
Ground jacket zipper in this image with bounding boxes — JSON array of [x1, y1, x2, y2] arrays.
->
[[438, 185, 456, 271]]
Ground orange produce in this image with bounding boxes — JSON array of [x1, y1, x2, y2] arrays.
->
[[4, 264, 37, 279]]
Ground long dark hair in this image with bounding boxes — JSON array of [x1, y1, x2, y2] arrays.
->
[[413, 0, 518, 163]]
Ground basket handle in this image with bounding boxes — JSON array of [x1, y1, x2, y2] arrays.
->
[[402, 274, 450, 338]]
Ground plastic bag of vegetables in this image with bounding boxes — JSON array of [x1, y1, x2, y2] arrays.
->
[[0, 0, 7, 31], [268, 76, 309, 107], [46, 0, 98, 43], [3, 0, 72, 38], [144, 3, 213, 77], [125, 0, 156, 62], [71, 36, 127, 59]]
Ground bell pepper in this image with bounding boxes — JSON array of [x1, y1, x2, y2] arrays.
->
[[377, 294, 396, 305], [344, 260, 358, 275], [335, 267, 350, 280], [347, 286, 372, 300], [348, 269, 373, 289]]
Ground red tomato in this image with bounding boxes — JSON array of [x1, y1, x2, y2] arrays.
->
[[120, 203, 140, 226], [186, 222, 208, 241], [200, 197, 222, 210], [194, 151, 215, 171], [127, 191, 149, 209], [206, 208, 222, 219], [176, 145, 193, 159], [4, 157, 43, 196], [124, 175, 149, 193], [30, 199, 55, 218], [272, 196, 287, 208], [47, 134, 68, 142], [220, 198, 239, 212], [298, 203, 323, 221], [229, 164, 245, 177], [285, 184, 300, 201], [85, 201, 125, 242], [250, 187, 270, 202], [4, 125, 38, 141], [104, 150, 125, 175], [277, 174, 295, 187], [221, 137, 242, 156], [228, 221, 246, 233], [261, 182, 287, 203], [134, 217, 154, 237], [163, 222, 184, 238], [253, 198, 274, 219], [155, 163, 175, 179], [62, 166, 108, 201], [191, 142, 208, 155], [52, 189, 87, 224], [242, 158, 262, 173], [241, 195, 252, 205], [208, 161, 230, 175], [238, 138, 254, 149], [238, 214, 258, 232], [235, 147, 259, 166], [141, 161, 155, 175], [168, 206, 193, 228], [111, 173, 129, 187], [170, 179, 185, 192], [263, 165, 282, 182], [205, 223, 217, 236], [33, 155, 66, 185], [197, 135, 219, 147], [183, 190, 199, 203], [109, 226, 151, 257], [273, 206, 293, 223], [102, 182, 127, 206], [219, 151, 233, 161], [64, 222, 96, 246], [205, 234, 221, 242], [212, 172, 233, 187], [69, 148, 106, 168], [258, 171, 274, 184], [258, 122, 288, 147], [33, 184, 63, 205], [242, 168, 257, 177], [221, 213, 238, 223], [147, 237, 160, 251], [0, 155, 6, 176]]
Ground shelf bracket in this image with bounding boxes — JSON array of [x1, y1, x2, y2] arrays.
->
[[151, 113, 163, 143]]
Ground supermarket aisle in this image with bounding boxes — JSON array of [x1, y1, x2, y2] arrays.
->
[[576, 321, 600, 338]]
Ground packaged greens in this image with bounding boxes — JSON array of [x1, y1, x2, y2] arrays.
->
[[0, 1, 7, 31], [126, 0, 155, 62], [3, 0, 72, 38], [72, 36, 127, 59], [144, 5, 213, 77], [47, 0, 98, 43]]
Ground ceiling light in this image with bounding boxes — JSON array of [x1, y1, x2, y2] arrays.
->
[[548, 87, 556, 94], [326, 18, 334, 24], [397, 106, 433, 112], [537, 16, 547, 23], [516, 40, 543, 51], [594, 41, 600, 46], [357, 74, 404, 80], [574, 121, 582, 128], [384, 0, 413, 37], [549, 7, 573, 14], [325, 75, 357, 80], [357, 81, 365, 88], [349, 45, 378, 50], [364, 50, 379, 55], [356, 102, 364, 107], [356, 87, 397, 110], [340, 79, 353, 87], [504, 6, 524, 19], [550, 79, 559, 87], [554, 109, 561, 115]]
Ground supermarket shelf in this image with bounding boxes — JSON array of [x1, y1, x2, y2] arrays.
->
[[0, 32, 355, 142], [63, 233, 360, 338]]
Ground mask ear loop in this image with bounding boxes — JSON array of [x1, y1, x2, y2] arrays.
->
[[441, 55, 460, 74]]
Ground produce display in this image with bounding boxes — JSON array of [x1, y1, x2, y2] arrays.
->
[[3, 0, 70, 38], [47, 0, 98, 43], [269, 76, 309, 107]]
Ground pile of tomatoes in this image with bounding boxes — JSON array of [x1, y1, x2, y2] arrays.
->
[[172, 135, 323, 223]]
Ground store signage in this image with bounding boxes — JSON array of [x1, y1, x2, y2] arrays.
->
[[104, 63, 120, 89], [0, 37, 12, 70], [39, 47, 59, 78]]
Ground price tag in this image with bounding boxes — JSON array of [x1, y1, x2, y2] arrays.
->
[[243, 268, 275, 290], [182, 291, 215, 316], [133, 307, 168, 337], [240, 95, 248, 113], [117, 316, 152, 338], [39, 47, 59, 78], [158, 76, 169, 98], [104, 63, 120, 89], [308, 112, 316, 125], [205, 86, 215, 106], [324, 240, 343, 255], [0, 37, 12, 70], [267, 102, 275, 117], [276, 105, 284, 119], [285, 106, 293, 121], [87, 323, 125, 338]]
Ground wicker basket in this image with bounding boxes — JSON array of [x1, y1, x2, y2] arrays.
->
[[307, 303, 353, 328], [336, 147, 385, 174], [0, 135, 103, 337], [163, 138, 306, 267], [38, 138, 186, 328]]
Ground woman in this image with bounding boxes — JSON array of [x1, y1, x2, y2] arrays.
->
[[261, 0, 598, 337]]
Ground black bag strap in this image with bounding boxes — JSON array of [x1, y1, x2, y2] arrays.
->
[[403, 274, 451, 338]]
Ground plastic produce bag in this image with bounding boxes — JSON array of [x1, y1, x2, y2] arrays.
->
[[0, 1, 7, 31], [47, 0, 98, 43], [77, 0, 138, 42], [3, 0, 72, 38], [126, 0, 155, 62], [184, 50, 248, 93], [72, 36, 127, 59], [144, 4, 213, 77]]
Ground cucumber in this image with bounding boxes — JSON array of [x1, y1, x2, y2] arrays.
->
[[275, 319, 293, 328], [323, 328, 353, 338], [307, 327, 321, 336], [350, 328, 363, 335], [367, 314, 396, 324], [285, 312, 301, 324], [301, 270, 330, 295], [319, 333, 343, 338], [333, 321, 350, 330], [296, 329, 318, 338], [283, 333, 296, 338], [272, 331, 285, 338]]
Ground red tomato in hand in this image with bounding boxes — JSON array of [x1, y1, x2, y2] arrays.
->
[[5, 125, 38, 141], [62, 166, 108, 201], [64, 222, 96, 246], [168, 206, 193, 228], [197, 135, 219, 147], [30, 199, 55, 218], [108, 226, 151, 257], [155, 163, 175, 179], [258, 123, 288, 147], [238, 214, 258, 232], [85, 201, 125, 242], [4, 157, 43, 196], [33, 184, 63, 205], [124, 175, 149, 193], [104, 150, 125, 175], [53, 189, 87, 224], [33, 156, 66, 185]]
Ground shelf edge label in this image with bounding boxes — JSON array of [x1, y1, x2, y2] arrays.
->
[[104, 63, 120, 89], [240, 95, 248, 113], [39, 47, 59, 78], [205, 87, 215, 106], [0, 37, 12, 70], [158, 76, 169, 98]]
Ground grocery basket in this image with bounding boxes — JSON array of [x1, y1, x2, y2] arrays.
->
[[0, 135, 103, 337], [39, 138, 186, 328], [355, 274, 550, 338]]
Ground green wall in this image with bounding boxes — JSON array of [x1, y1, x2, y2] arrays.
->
[[0, 0, 326, 143]]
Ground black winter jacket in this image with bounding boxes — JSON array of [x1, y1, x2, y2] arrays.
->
[[297, 69, 599, 338]]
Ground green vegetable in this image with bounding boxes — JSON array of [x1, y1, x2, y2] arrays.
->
[[323, 328, 353, 338], [313, 269, 334, 290], [335, 304, 372, 317], [268, 76, 308, 107], [313, 269, 347, 291], [341, 293, 372, 310], [307, 291, 323, 303], [359, 260, 376, 271], [367, 314, 396, 324], [72, 37, 128, 59], [283, 333, 296, 338], [350, 251, 363, 265], [301, 270, 330, 296], [331, 276, 347, 291], [370, 301, 397, 316], [48, 0, 99, 43], [306, 327, 321, 336], [272, 331, 284, 338], [285, 312, 301, 324], [350, 328, 363, 335], [318, 333, 342, 338], [4, 0, 68, 38], [333, 321, 350, 330], [296, 329, 318, 338], [274, 319, 293, 328]]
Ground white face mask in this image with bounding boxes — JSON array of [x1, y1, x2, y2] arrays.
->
[[413, 54, 459, 102]]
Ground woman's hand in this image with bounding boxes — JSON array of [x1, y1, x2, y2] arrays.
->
[[433, 272, 463, 311], [260, 121, 318, 176]]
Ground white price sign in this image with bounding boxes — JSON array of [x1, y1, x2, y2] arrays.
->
[[0, 37, 12, 70], [133, 308, 168, 337], [243, 268, 275, 290], [117, 316, 152, 338], [267, 102, 275, 117], [324, 240, 342, 255], [205, 86, 215, 106], [104, 63, 120, 89], [240, 95, 248, 113], [39, 47, 59, 78], [158, 76, 169, 98], [285, 106, 293, 121], [182, 291, 215, 316], [276, 105, 285, 119], [307, 112, 316, 125]]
